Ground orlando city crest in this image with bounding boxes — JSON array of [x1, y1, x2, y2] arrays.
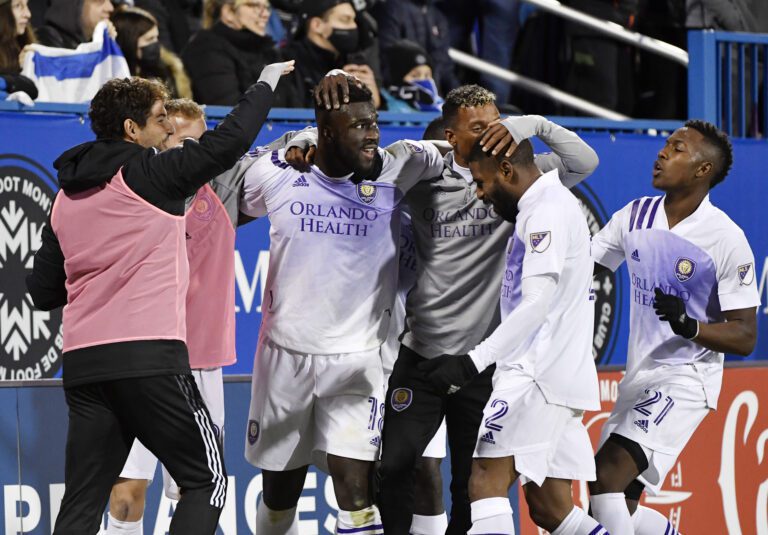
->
[[529, 231, 551, 253], [356, 183, 378, 204], [391, 388, 413, 412], [738, 263, 754, 285], [674, 257, 696, 282], [247, 419, 260, 445]]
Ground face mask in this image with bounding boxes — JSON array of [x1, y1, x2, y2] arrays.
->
[[390, 78, 444, 112], [328, 27, 359, 54], [139, 41, 161, 68]]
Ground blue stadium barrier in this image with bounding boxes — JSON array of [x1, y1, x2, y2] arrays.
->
[[688, 29, 768, 137]]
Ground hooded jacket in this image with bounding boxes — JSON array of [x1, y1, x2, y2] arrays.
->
[[26, 81, 275, 388], [36, 0, 88, 49]]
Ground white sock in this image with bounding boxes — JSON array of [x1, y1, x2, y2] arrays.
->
[[552, 506, 608, 535], [468, 497, 514, 534], [256, 500, 299, 534], [336, 505, 383, 535], [590, 493, 634, 535], [105, 513, 143, 535], [632, 506, 679, 534], [410, 512, 448, 534]]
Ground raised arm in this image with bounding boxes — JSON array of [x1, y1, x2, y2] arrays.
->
[[480, 115, 599, 188]]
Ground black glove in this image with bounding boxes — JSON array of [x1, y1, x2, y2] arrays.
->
[[653, 288, 699, 339], [417, 354, 479, 395]]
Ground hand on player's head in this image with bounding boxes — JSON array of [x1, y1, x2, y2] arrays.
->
[[314, 71, 366, 110], [479, 120, 517, 158]]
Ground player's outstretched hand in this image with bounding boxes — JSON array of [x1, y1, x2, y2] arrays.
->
[[653, 288, 699, 339], [315, 70, 366, 110], [258, 60, 296, 91], [479, 120, 517, 157], [285, 145, 316, 172], [418, 354, 479, 395]]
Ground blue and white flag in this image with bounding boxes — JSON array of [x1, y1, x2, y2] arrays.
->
[[20, 21, 130, 103]]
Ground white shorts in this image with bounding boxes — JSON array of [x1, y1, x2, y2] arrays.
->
[[598, 366, 710, 495], [245, 336, 384, 471], [119, 368, 225, 499], [473, 371, 596, 487]]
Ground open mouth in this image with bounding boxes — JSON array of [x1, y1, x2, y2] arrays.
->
[[361, 146, 376, 160], [653, 160, 662, 177]]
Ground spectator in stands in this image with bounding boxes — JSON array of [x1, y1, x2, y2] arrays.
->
[[112, 7, 192, 98], [0, 0, 38, 100], [182, 0, 295, 106], [37, 0, 114, 48], [285, 0, 382, 108], [131, 0, 194, 54], [372, 0, 457, 96], [381, 39, 443, 112], [686, 0, 768, 31], [439, 0, 518, 105]]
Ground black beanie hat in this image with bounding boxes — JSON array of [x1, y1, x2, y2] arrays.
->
[[385, 39, 432, 85]]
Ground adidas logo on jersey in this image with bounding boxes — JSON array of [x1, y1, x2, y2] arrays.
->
[[633, 419, 649, 433], [292, 176, 309, 187], [480, 431, 495, 445], [369, 436, 381, 447], [631, 249, 640, 261]]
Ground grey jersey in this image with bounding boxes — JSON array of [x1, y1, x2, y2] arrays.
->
[[401, 116, 599, 358]]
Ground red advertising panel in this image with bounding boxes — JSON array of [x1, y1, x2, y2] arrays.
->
[[519, 367, 768, 534]]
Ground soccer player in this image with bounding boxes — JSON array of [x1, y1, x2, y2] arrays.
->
[[420, 134, 606, 535], [377, 84, 600, 534], [239, 76, 445, 535], [25, 62, 293, 534], [588, 120, 759, 534], [105, 100, 315, 535]]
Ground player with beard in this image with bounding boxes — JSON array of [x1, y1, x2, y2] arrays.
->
[[238, 76, 445, 535], [376, 85, 600, 534], [420, 135, 605, 535], [588, 120, 759, 534]]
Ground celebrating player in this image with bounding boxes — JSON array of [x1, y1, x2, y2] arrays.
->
[[238, 75, 445, 535], [589, 120, 759, 534], [419, 132, 606, 535], [26, 62, 294, 534], [378, 85, 600, 534]]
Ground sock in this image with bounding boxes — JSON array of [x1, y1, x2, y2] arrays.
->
[[632, 506, 680, 534], [256, 500, 299, 534], [105, 513, 143, 535], [410, 512, 448, 534], [551, 506, 608, 535], [336, 505, 383, 535], [590, 493, 634, 535], [467, 497, 514, 534]]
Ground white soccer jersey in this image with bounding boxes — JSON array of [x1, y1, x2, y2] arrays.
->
[[488, 169, 599, 411], [591, 195, 760, 408], [240, 141, 443, 354]]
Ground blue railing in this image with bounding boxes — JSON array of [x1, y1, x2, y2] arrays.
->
[[688, 30, 768, 138]]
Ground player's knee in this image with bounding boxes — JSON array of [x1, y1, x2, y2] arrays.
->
[[332, 468, 372, 510]]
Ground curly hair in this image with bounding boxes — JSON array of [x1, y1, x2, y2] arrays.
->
[[89, 77, 169, 140], [442, 84, 496, 128], [684, 119, 733, 188]]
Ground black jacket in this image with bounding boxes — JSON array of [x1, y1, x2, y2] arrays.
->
[[36, 0, 87, 49], [183, 22, 296, 106], [26, 81, 275, 388]]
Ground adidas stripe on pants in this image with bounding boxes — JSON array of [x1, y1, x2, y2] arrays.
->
[[54, 374, 226, 535]]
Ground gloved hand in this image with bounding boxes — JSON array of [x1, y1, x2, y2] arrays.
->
[[258, 60, 295, 91], [653, 288, 699, 339], [417, 354, 479, 395]]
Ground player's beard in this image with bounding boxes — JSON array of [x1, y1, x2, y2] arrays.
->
[[494, 198, 519, 223], [351, 150, 383, 184]]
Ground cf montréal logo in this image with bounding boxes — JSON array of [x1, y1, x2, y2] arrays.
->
[[571, 184, 622, 365], [0, 155, 63, 379]]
